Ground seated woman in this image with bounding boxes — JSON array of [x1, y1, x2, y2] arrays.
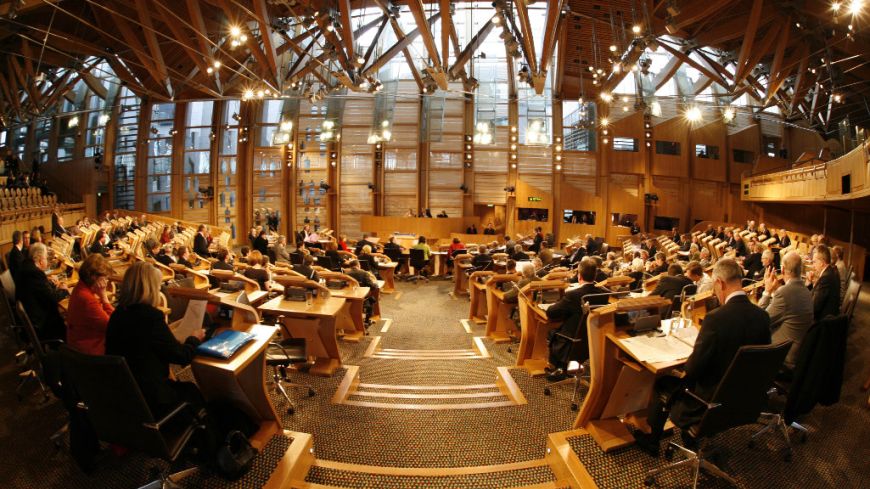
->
[[105, 262, 205, 418], [159, 225, 173, 244], [253, 229, 269, 255], [336, 234, 350, 252], [410, 236, 431, 276], [243, 250, 270, 290], [66, 254, 115, 355], [273, 235, 291, 263], [175, 245, 194, 269]]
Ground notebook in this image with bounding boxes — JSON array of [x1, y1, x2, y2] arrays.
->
[[196, 330, 255, 359]]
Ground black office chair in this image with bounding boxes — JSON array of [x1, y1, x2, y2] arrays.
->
[[840, 278, 861, 323], [672, 283, 698, 318], [266, 316, 315, 415], [0, 270, 24, 348], [543, 293, 621, 410], [289, 252, 304, 266], [15, 302, 61, 402], [314, 255, 335, 272], [407, 248, 429, 283], [382, 248, 405, 276], [58, 346, 205, 489], [751, 315, 849, 460], [644, 341, 791, 488]]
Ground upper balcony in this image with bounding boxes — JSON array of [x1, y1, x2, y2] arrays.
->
[[741, 141, 870, 203]]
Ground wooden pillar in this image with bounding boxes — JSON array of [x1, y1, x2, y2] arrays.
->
[[170, 102, 187, 220], [134, 97, 152, 213], [552, 95, 563, 244], [463, 92, 475, 217], [238, 100, 256, 238], [506, 96, 518, 238]]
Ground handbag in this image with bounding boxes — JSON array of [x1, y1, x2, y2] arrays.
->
[[215, 430, 257, 480]]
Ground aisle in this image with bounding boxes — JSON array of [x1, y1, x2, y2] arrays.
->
[[274, 279, 580, 487]]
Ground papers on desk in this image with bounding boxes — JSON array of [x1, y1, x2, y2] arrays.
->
[[172, 299, 206, 342], [538, 303, 553, 311], [618, 333, 695, 364]]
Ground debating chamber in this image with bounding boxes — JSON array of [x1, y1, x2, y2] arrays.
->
[[1, 0, 870, 487]]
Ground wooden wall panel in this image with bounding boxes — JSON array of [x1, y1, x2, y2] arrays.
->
[[559, 177, 606, 238], [729, 125, 760, 184], [609, 112, 644, 174], [691, 120, 727, 182], [474, 173, 507, 204], [649, 176, 686, 227], [562, 151, 596, 176], [651, 117, 689, 177], [689, 181, 727, 225]]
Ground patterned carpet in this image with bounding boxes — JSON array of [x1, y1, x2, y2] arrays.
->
[[1, 279, 868, 488]]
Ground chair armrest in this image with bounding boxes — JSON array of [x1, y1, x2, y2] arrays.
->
[[42, 339, 65, 351], [552, 332, 583, 343], [682, 388, 721, 410], [145, 401, 194, 430]]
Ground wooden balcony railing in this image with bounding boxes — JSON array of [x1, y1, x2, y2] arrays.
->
[[741, 141, 870, 202]]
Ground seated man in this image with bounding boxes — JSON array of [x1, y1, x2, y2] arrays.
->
[[544, 257, 609, 381], [211, 248, 235, 271], [89, 230, 111, 257], [650, 263, 693, 301], [807, 244, 840, 321], [15, 243, 69, 341], [759, 251, 813, 371], [346, 259, 380, 325], [634, 259, 770, 456], [742, 242, 764, 280], [193, 224, 210, 257], [293, 254, 320, 282], [471, 244, 493, 270], [503, 261, 540, 304], [648, 252, 669, 275], [511, 244, 530, 261]]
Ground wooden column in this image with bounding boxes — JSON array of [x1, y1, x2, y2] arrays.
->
[[552, 95, 563, 244], [170, 102, 187, 219], [134, 97, 152, 213]]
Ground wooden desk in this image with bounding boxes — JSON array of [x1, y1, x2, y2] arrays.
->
[[485, 273, 521, 343], [377, 261, 398, 294], [596, 275, 635, 291], [516, 281, 569, 375], [191, 324, 281, 450], [258, 296, 347, 377], [452, 253, 473, 296], [468, 271, 493, 324], [431, 251, 449, 277], [681, 290, 717, 325], [642, 272, 666, 293], [573, 296, 673, 452], [327, 285, 371, 342]]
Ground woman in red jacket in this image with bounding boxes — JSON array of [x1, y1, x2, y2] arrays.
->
[[66, 254, 115, 355]]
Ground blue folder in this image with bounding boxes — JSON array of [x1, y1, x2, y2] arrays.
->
[[196, 330, 256, 359]]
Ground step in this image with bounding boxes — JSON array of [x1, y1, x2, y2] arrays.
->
[[363, 335, 491, 360], [291, 458, 573, 489], [331, 365, 527, 410]]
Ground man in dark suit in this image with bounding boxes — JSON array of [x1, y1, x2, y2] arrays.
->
[[726, 229, 746, 257], [584, 234, 599, 256], [293, 254, 320, 282], [545, 257, 610, 381], [511, 244, 530, 262], [529, 227, 544, 253], [742, 242, 764, 279], [779, 229, 791, 248], [471, 245, 493, 270], [15, 243, 69, 341], [562, 243, 586, 267], [650, 263, 693, 301], [193, 224, 211, 257], [634, 258, 771, 456], [648, 253, 669, 276], [88, 230, 111, 257], [7, 230, 26, 279], [807, 244, 840, 321]]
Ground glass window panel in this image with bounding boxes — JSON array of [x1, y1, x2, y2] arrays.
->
[[184, 128, 211, 150], [148, 138, 173, 157], [186, 101, 214, 126], [183, 150, 210, 174], [260, 99, 283, 123], [220, 128, 238, 155], [258, 125, 278, 147], [147, 193, 172, 213], [148, 157, 172, 174], [151, 103, 175, 121], [223, 100, 241, 125]]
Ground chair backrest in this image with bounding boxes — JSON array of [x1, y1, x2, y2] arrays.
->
[[16, 302, 47, 360], [383, 248, 402, 263], [840, 279, 861, 321], [58, 346, 177, 457], [695, 341, 791, 439], [409, 248, 427, 267], [0, 269, 15, 301]]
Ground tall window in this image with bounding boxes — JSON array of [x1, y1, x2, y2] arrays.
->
[[34, 119, 52, 164], [146, 103, 175, 213], [11, 126, 27, 160], [114, 88, 139, 210], [56, 115, 79, 162], [219, 100, 241, 239], [182, 101, 214, 222]]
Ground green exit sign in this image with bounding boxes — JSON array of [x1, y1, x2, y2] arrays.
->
[[528, 197, 543, 202]]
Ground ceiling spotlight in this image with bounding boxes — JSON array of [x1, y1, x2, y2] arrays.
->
[[326, 24, 334, 32], [600, 92, 613, 103], [240, 34, 248, 43], [230, 25, 241, 37], [206, 67, 214, 74], [833, 93, 843, 103], [492, 16, 501, 24], [632, 25, 642, 34], [256, 89, 265, 98], [849, 0, 862, 15], [832, 2, 841, 12], [685, 106, 702, 122], [609, 44, 617, 52], [280, 120, 293, 132], [600, 117, 609, 127], [213, 60, 221, 69], [356, 56, 365, 65]]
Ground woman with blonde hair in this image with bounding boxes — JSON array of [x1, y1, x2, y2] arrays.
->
[[105, 262, 204, 417], [66, 254, 115, 355]]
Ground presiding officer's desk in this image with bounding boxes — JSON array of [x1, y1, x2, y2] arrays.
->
[[192, 324, 281, 450], [516, 280, 570, 376], [468, 271, 494, 324], [484, 273, 521, 343], [574, 295, 677, 452], [258, 294, 347, 377]]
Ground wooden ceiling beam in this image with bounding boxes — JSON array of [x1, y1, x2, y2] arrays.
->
[[402, 48, 424, 91], [789, 55, 814, 116], [363, 12, 441, 77], [554, 13, 568, 97], [440, 0, 451, 69], [184, 0, 214, 73], [133, 0, 171, 95], [253, 0, 280, 81], [406, 0, 445, 87], [338, 0, 356, 63], [514, 0, 539, 75], [734, 0, 765, 83], [103, 8, 167, 96], [286, 32, 322, 81], [672, 0, 732, 31], [539, 0, 566, 77], [731, 19, 782, 88], [448, 19, 496, 78], [652, 54, 682, 90], [657, 41, 724, 90], [767, 16, 791, 86], [694, 4, 777, 46], [155, 6, 211, 79]]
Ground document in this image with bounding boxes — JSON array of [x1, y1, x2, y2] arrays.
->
[[618, 335, 694, 364], [538, 303, 553, 311], [173, 299, 206, 342]]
